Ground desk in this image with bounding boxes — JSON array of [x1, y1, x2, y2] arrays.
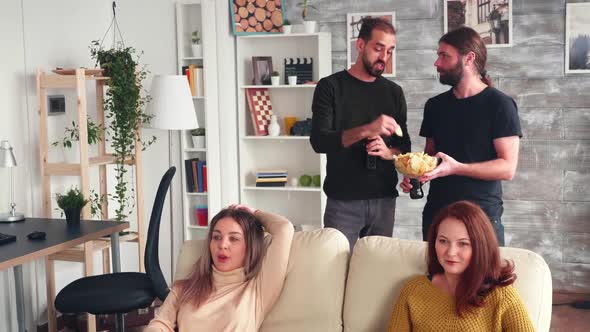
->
[[0, 218, 128, 332]]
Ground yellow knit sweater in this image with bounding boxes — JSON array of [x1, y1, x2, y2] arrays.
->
[[388, 275, 535, 332]]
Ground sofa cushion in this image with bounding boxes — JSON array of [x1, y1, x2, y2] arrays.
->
[[174, 228, 350, 332], [343, 236, 552, 332]]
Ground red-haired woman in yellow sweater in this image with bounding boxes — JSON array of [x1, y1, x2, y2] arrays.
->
[[388, 201, 535, 331], [145, 205, 293, 332]]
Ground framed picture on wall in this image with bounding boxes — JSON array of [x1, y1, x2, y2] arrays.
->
[[346, 11, 396, 77], [444, 0, 512, 48], [231, 0, 285, 35], [565, 3, 590, 74], [252, 56, 273, 85]]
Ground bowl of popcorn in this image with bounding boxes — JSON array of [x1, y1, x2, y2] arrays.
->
[[394, 152, 439, 178]]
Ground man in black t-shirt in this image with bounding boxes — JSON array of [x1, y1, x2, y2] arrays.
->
[[311, 17, 411, 250], [400, 27, 521, 246]]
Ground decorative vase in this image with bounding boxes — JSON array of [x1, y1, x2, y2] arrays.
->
[[191, 44, 202, 58], [64, 207, 82, 226], [271, 76, 280, 86], [268, 115, 280, 136], [288, 75, 298, 86], [303, 20, 317, 33], [192, 135, 206, 149], [282, 25, 292, 34]]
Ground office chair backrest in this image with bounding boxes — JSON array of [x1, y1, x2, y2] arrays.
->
[[145, 166, 176, 301]]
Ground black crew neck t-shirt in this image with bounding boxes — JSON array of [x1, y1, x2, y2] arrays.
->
[[419, 87, 522, 217]]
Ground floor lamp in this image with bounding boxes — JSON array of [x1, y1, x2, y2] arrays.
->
[[146, 74, 199, 287]]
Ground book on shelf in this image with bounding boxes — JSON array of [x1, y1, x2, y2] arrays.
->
[[256, 177, 288, 182], [181, 65, 204, 97], [184, 158, 208, 193], [255, 181, 287, 187]]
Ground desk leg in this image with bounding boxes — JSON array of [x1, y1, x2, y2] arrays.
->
[[110, 232, 124, 332], [14, 265, 26, 332]]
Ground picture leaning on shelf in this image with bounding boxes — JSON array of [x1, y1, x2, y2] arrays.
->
[[252, 56, 273, 85]]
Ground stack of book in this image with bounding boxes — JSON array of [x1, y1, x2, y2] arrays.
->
[[255, 170, 287, 187]]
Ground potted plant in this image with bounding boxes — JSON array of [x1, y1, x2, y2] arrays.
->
[[191, 127, 206, 149], [282, 18, 292, 34], [56, 187, 88, 226], [297, 0, 318, 33], [90, 40, 156, 222], [52, 117, 103, 163], [191, 30, 202, 58], [286, 68, 298, 86], [271, 71, 281, 86]]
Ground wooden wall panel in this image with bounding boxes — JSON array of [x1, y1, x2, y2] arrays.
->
[[564, 171, 590, 202], [307, 0, 590, 293]]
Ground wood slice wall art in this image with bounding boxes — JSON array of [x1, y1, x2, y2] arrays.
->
[[232, 0, 284, 35]]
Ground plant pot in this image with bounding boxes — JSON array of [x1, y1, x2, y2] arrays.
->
[[192, 135, 206, 149], [271, 76, 280, 86], [288, 76, 298, 86], [64, 207, 82, 226], [303, 20, 317, 33], [282, 25, 292, 34], [191, 44, 202, 58], [60, 143, 80, 164]]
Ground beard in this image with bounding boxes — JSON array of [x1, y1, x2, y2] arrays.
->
[[361, 52, 386, 77], [438, 59, 464, 86]]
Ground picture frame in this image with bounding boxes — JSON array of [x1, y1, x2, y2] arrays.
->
[[346, 11, 396, 77], [231, 0, 285, 36], [252, 56, 273, 85], [565, 3, 590, 74], [48, 95, 66, 115], [443, 0, 512, 48]]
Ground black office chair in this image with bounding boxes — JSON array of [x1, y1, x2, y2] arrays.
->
[[55, 167, 176, 332]]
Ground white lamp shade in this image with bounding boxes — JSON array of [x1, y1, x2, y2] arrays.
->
[[0, 140, 17, 168], [146, 75, 199, 130]]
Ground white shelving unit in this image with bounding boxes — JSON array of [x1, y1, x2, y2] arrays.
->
[[175, 0, 220, 240], [236, 32, 332, 229]]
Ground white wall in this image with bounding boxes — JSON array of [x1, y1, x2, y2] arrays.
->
[[1, 1, 33, 330], [0, 0, 185, 329]]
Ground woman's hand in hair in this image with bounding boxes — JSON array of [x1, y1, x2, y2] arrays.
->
[[229, 204, 259, 215]]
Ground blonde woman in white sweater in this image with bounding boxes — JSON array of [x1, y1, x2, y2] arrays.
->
[[145, 205, 294, 332]]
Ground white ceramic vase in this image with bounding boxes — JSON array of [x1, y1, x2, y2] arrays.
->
[[303, 20, 317, 33], [271, 76, 280, 86], [268, 115, 280, 136], [192, 135, 206, 149], [288, 76, 297, 86], [282, 25, 292, 34], [191, 44, 202, 58]]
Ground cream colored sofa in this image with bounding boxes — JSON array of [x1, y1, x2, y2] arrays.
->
[[174, 229, 552, 332]]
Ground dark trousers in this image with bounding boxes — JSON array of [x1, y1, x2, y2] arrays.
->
[[422, 206, 505, 246], [324, 197, 396, 251]]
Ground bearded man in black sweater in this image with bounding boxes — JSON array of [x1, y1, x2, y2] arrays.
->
[[310, 17, 411, 250]]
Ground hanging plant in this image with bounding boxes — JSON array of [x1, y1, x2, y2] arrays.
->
[[89, 40, 156, 222]]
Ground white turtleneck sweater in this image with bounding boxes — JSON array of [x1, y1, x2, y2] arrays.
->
[[145, 210, 294, 332]]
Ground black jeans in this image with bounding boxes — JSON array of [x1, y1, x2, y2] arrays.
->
[[324, 197, 396, 251], [422, 205, 505, 246]]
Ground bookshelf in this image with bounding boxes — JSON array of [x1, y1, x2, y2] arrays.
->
[[236, 32, 332, 229], [175, 0, 221, 239]]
